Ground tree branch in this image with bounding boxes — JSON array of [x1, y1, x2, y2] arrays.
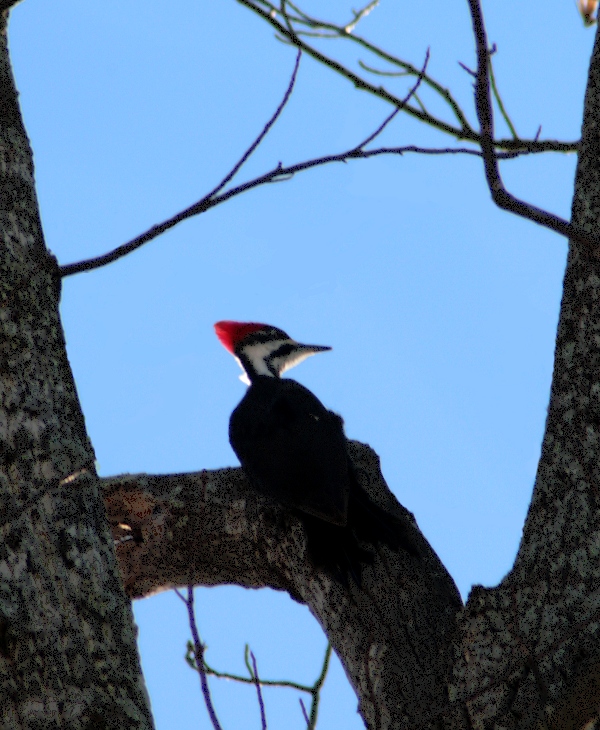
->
[[249, 651, 267, 730], [239, 0, 579, 154], [205, 48, 301, 202], [102, 441, 462, 728], [444, 6, 600, 730], [59, 0, 587, 279], [104, 426, 600, 727], [466, 0, 599, 249], [58, 49, 431, 279], [175, 587, 224, 730]]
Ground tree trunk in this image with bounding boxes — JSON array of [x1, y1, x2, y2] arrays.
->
[[0, 9, 153, 729]]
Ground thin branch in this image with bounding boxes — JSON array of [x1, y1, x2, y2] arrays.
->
[[412, 92, 428, 115], [250, 651, 268, 730], [344, 0, 379, 34], [358, 60, 411, 77], [59, 49, 301, 277], [306, 643, 332, 730], [458, 60, 476, 78], [350, 47, 430, 151], [58, 144, 546, 278], [205, 48, 301, 201], [466, 0, 597, 248], [240, 0, 477, 140], [291, 30, 338, 38], [488, 51, 518, 139], [299, 698, 311, 727], [175, 587, 223, 730]]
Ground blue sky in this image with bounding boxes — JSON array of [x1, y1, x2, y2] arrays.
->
[[8, 1, 595, 728]]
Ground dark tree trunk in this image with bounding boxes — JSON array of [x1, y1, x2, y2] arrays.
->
[[0, 10, 153, 729]]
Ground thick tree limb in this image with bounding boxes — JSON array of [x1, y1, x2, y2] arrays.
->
[[102, 442, 462, 729]]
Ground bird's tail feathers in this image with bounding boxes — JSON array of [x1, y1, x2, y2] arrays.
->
[[348, 475, 420, 559]]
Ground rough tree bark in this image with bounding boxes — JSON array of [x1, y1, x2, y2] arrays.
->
[[4, 2, 600, 730], [0, 9, 153, 729]]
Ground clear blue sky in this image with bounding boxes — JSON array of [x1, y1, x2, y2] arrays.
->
[[9, 1, 595, 728]]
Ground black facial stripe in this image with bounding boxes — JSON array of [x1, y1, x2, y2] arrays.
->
[[235, 328, 289, 351], [268, 343, 295, 361]]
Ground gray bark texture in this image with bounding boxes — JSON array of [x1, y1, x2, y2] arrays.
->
[[4, 1, 600, 729], [0, 10, 154, 730]]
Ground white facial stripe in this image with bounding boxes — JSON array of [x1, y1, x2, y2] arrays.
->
[[275, 349, 317, 375], [242, 340, 295, 377], [234, 357, 252, 384]]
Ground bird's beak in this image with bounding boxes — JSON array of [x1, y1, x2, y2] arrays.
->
[[297, 344, 332, 354], [276, 342, 332, 376]]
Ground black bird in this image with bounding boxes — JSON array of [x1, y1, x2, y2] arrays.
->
[[215, 320, 418, 583]]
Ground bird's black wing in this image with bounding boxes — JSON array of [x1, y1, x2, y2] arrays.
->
[[230, 376, 420, 585], [229, 377, 350, 525]]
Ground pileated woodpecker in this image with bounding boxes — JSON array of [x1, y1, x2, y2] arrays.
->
[[215, 320, 418, 583]]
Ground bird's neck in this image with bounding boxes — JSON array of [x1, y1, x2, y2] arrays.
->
[[236, 353, 279, 384], [236, 340, 290, 382]]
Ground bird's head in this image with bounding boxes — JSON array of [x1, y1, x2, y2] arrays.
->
[[214, 320, 331, 383]]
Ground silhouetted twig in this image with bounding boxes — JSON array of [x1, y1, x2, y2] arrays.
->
[[239, 0, 578, 154], [206, 48, 301, 202], [466, 0, 596, 248], [185, 639, 332, 730], [488, 52, 517, 139], [351, 48, 430, 151], [299, 698, 310, 726], [249, 651, 267, 730], [59, 50, 301, 277], [175, 587, 223, 730]]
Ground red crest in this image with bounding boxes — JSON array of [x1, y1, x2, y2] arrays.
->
[[214, 321, 270, 353]]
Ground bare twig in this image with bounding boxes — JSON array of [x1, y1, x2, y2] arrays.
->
[[59, 49, 301, 277], [458, 60, 476, 78], [488, 52, 518, 139], [250, 651, 268, 730], [206, 48, 301, 201], [299, 698, 311, 726], [344, 0, 379, 34], [185, 640, 332, 730], [57, 142, 543, 278], [358, 60, 411, 78], [466, 0, 596, 248], [306, 643, 332, 730], [350, 48, 430, 151], [175, 587, 223, 730]]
